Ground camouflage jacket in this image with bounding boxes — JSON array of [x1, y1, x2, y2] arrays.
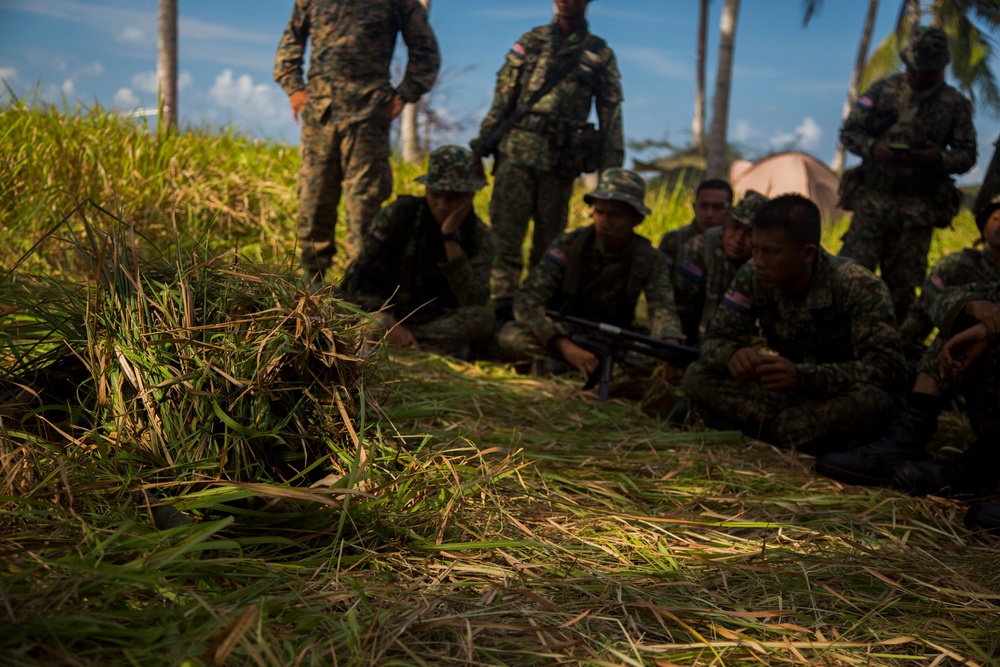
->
[[674, 226, 746, 343], [701, 249, 907, 396], [339, 196, 492, 324], [657, 219, 700, 275], [974, 135, 1000, 216], [840, 73, 976, 185], [513, 225, 682, 348], [931, 279, 1000, 337], [900, 248, 1000, 346], [471, 19, 623, 173], [273, 0, 440, 125]]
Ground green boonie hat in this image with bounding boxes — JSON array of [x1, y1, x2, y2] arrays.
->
[[976, 194, 1000, 233], [728, 190, 770, 226], [900, 26, 950, 72], [583, 168, 651, 217], [416, 145, 486, 193]]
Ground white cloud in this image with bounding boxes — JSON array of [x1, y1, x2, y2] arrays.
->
[[732, 119, 760, 144], [118, 26, 146, 44], [617, 47, 690, 80], [209, 69, 285, 121], [79, 61, 104, 76], [769, 117, 823, 151], [131, 70, 194, 94], [114, 87, 141, 108], [61, 78, 75, 95], [0, 66, 17, 81], [178, 71, 193, 90]]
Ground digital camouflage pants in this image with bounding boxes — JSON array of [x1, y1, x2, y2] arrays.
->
[[407, 306, 496, 350], [489, 159, 575, 304], [297, 109, 392, 278], [683, 360, 901, 452]]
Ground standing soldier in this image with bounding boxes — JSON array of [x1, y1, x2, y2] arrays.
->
[[274, 0, 440, 285], [472, 0, 624, 324], [837, 26, 976, 321]]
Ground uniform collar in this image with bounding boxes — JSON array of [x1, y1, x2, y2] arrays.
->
[[548, 17, 591, 46]]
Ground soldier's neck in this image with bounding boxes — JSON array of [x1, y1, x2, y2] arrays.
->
[[556, 16, 586, 40]]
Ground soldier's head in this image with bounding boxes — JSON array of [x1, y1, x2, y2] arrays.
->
[[584, 168, 650, 250], [750, 194, 821, 292], [556, 0, 591, 22], [693, 178, 734, 232], [902, 26, 949, 91], [723, 190, 769, 263], [416, 145, 486, 225], [977, 194, 1000, 251]]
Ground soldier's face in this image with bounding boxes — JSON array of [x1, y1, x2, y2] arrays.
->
[[693, 188, 731, 232], [751, 227, 816, 292], [426, 189, 473, 225], [905, 66, 944, 92], [722, 220, 752, 263], [556, 0, 588, 21], [984, 209, 1000, 251], [592, 200, 642, 250]]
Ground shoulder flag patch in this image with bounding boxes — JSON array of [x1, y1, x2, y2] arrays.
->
[[722, 288, 753, 313], [856, 95, 874, 109], [510, 42, 526, 57], [678, 260, 704, 283], [372, 229, 388, 243], [928, 275, 947, 292], [662, 253, 675, 268], [544, 248, 568, 268]]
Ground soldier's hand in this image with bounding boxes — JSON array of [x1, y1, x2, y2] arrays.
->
[[966, 300, 1000, 338], [727, 347, 762, 383], [554, 337, 600, 377], [872, 140, 898, 164], [941, 323, 989, 380], [289, 90, 308, 125], [386, 95, 405, 121], [385, 322, 419, 349], [902, 140, 941, 166], [757, 355, 799, 391], [440, 198, 473, 236]]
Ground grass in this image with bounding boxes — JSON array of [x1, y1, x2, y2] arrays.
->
[[2, 100, 998, 666]]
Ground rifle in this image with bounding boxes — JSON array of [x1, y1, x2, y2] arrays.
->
[[546, 310, 699, 402]]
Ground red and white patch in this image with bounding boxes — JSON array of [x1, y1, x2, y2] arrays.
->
[[545, 248, 568, 267], [929, 275, 947, 292], [722, 289, 753, 313], [510, 42, 526, 57], [856, 95, 874, 109]]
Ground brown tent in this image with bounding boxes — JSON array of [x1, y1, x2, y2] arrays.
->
[[729, 151, 844, 223]]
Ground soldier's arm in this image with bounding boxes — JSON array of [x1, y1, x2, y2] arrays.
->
[[699, 263, 759, 369], [338, 205, 399, 313], [673, 235, 708, 321], [644, 253, 685, 341], [902, 251, 977, 345], [442, 218, 493, 308], [934, 281, 1000, 337], [471, 40, 527, 154], [939, 95, 977, 175], [797, 266, 907, 395], [395, 0, 441, 104], [273, 0, 309, 95], [595, 48, 624, 170], [513, 233, 572, 348], [839, 79, 889, 159]]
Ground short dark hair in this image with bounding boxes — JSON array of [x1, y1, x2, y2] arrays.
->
[[695, 178, 734, 203], [752, 194, 821, 247]]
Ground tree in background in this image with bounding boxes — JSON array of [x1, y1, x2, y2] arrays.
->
[[400, 0, 432, 163], [692, 0, 710, 153], [157, 0, 177, 131], [705, 0, 740, 179]]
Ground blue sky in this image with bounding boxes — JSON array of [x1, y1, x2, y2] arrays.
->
[[1, 0, 997, 183]]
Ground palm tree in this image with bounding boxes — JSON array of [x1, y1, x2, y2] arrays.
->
[[705, 0, 740, 179], [692, 0, 710, 153], [400, 0, 431, 163], [157, 0, 178, 131]]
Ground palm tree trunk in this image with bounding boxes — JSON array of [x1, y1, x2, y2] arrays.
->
[[832, 0, 879, 172], [400, 0, 431, 163], [692, 0, 708, 153], [706, 0, 740, 179], [157, 0, 178, 131]]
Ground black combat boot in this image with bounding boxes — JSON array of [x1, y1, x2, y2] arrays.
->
[[814, 393, 942, 487], [892, 428, 1000, 497], [965, 503, 1000, 534]]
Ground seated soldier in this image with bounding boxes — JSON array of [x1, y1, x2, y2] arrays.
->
[[681, 194, 907, 452], [817, 274, 1000, 497], [673, 190, 769, 344], [659, 179, 734, 338], [339, 145, 494, 356], [898, 196, 1000, 352], [498, 168, 684, 378]]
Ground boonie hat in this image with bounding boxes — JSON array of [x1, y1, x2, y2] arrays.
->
[[416, 145, 486, 193], [976, 194, 1000, 233], [729, 190, 770, 226], [583, 168, 651, 217], [900, 26, 950, 72]]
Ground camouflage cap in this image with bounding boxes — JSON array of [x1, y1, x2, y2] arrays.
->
[[976, 194, 1000, 232], [416, 145, 486, 193], [900, 26, 950, 72], [728, 190, 770, 226], [583, 168, 651, 217]]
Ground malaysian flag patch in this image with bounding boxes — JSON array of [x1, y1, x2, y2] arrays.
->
[[856, 95, 874, 109], [928, 275, 947, 292], [678, 260, 704, 283], [372, 229, 388, 243], [510, 42, 526, 58], [545, 248, 568, 267], [722, 289, 753, 313]]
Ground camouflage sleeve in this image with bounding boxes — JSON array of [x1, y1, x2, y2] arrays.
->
[[699, 263, 759, 369], [394, 0, 441, 104], [644, 251, 684, 340], [899, 251, 965, 345], [839, 78, 891, 159], [273, 0, 310, 96], [470, 38, 526, 155], [512, 232, 573, 348], [940, 93, 976, 175], [795, 265, 907, 395], [338, 204, 399, 312], [595, 48, 624, 170], [672, 234, 707, 320], [440, 218, 493, 308], [933, 280, 1000, 336]]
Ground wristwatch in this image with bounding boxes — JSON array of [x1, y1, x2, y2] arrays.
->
[[442, 231, 461, 244]]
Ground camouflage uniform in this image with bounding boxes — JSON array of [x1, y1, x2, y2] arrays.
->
[[673, 191, 769, 343], [472, 18, 624, 306], [837, 27, 976, 320], [683, 250, 908, 451], [974, 136, 1000, 217], [339, 147, 494, 350], [274, 0, 440, 273], [498, 169, 682, 362]]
